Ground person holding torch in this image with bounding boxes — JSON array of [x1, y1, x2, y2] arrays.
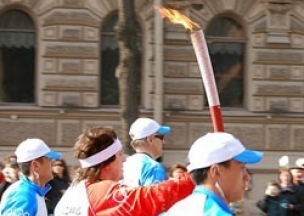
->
[[165, 132, 263, 216]]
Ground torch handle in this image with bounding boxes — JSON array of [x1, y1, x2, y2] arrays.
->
[[191, 30, 224, 132], [210, 105, 224, 132]]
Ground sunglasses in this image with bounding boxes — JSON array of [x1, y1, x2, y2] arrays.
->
[[53, 163, 64, 167], [153, 134, 165, 140]]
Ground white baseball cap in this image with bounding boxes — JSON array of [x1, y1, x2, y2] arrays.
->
[[293, 158, 304, 169], [129, 117, 171, 140], [187, 132, 263, 172], [15, 138, 62, 163]]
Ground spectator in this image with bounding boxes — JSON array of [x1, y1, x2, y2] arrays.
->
[[165, 132, 263, 216], [45, 159, 71, 215], [278, 168, 303, 216], [169, 163, 187, 179], [256, 180, 288, 216], [0, 138, 61, 216], [123, 117, 170, 186], [0, 161, 11, 201], [290, 158, 304, 216], [0, 170, 10, 201], [2, 154, 21, 184], [54, 126, 194, 216]]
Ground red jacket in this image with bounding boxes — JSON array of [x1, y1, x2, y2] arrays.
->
[[87, 173, 195, 216]]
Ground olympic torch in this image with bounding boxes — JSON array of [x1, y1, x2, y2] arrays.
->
[[157, 8, 224, 132]]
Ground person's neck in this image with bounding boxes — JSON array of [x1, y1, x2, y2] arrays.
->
[[28, 175, 46, 188], [136, 150, 156, 159], [202, 182, 229, 204]]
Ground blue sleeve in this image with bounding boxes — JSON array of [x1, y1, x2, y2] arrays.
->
[[1, 191, 37, 216], [140, 162, 168, 186]]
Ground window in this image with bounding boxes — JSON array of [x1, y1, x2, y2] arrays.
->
[[206, 16, 245, 107], [0, 10, 36, 103], [100, 13, 142, 105]]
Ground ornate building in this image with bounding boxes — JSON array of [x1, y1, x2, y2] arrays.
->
[[0, 0, 304, 203]]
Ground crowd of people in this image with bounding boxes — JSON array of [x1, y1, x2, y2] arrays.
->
[[256, 165, 304, 216], [0, 117, 267, 215]]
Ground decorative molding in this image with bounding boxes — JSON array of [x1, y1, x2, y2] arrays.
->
[[290, 98, 304, 112], [45, 45, 98, 58], [43, 92, 57, 106], [164, 62, 188, 77], [164, 94, 187, 110], [61, 0, 84, 8], [83, 60, 98, 74], [60, 27, 82, 40], [43, 11, 99, 27], [164, 80, 203, 94], [265, 65, 289, 79], [59, 59, 82, 74], [266, 98, 288, 112], [291, 66, 304, 79], [189, 63, 202, 78], [164, 47, 196, 61], [291, 34, 304, 48], [43, 59, 57, 73], [255, 51, 303, 63], [187, 95, 203, 111], [252, 97, 265, 111], [268, 2, 293, 14], [252, 65, 265, 79], [84, 27, 98, 41], [59, 92, 81, 107], [43, 26, 58, 39], [83, 93, 98, 107], [255, 83, 303, 96], [44, 76, 98, 91]]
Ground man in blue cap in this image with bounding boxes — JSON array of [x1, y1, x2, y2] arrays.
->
[[123, 117, 171, 187], [165, 132, 263, 216], [0, 138, 61, 216]]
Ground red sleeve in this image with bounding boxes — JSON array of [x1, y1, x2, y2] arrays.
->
[[88, 173, 194, 216]]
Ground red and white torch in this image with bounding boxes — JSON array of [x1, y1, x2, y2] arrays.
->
[[158, 8, 224, 132]]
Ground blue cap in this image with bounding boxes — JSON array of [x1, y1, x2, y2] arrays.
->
[[233, 149, 263, 164], [45, 151, 62, 160], [157, 126, 171, 135]]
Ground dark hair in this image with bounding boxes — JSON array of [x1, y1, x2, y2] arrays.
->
[[74, 127, 117, 183], [53, 159, 71, 183], [3, 154, 17, 166], [169, 163, 187, 178], [190, 160, 231, 184]]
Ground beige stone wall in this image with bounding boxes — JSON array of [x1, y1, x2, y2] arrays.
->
[[1, 0, 304, 204]]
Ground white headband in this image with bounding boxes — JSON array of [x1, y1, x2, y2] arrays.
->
[[79, 139, 122, 168]]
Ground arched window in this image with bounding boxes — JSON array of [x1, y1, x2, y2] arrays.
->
[[100, 13, 141, 105], [0, 9, 36, 103], [206, 16, 245, 107]]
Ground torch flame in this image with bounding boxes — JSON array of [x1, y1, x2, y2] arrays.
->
[[157, 8, 201, 32]]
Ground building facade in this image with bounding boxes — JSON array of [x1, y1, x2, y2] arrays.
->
[[0, 0, 304, 203]]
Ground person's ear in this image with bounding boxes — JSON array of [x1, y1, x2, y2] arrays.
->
[[210, 165, 221, 178], [31, 160, 40, 172]]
